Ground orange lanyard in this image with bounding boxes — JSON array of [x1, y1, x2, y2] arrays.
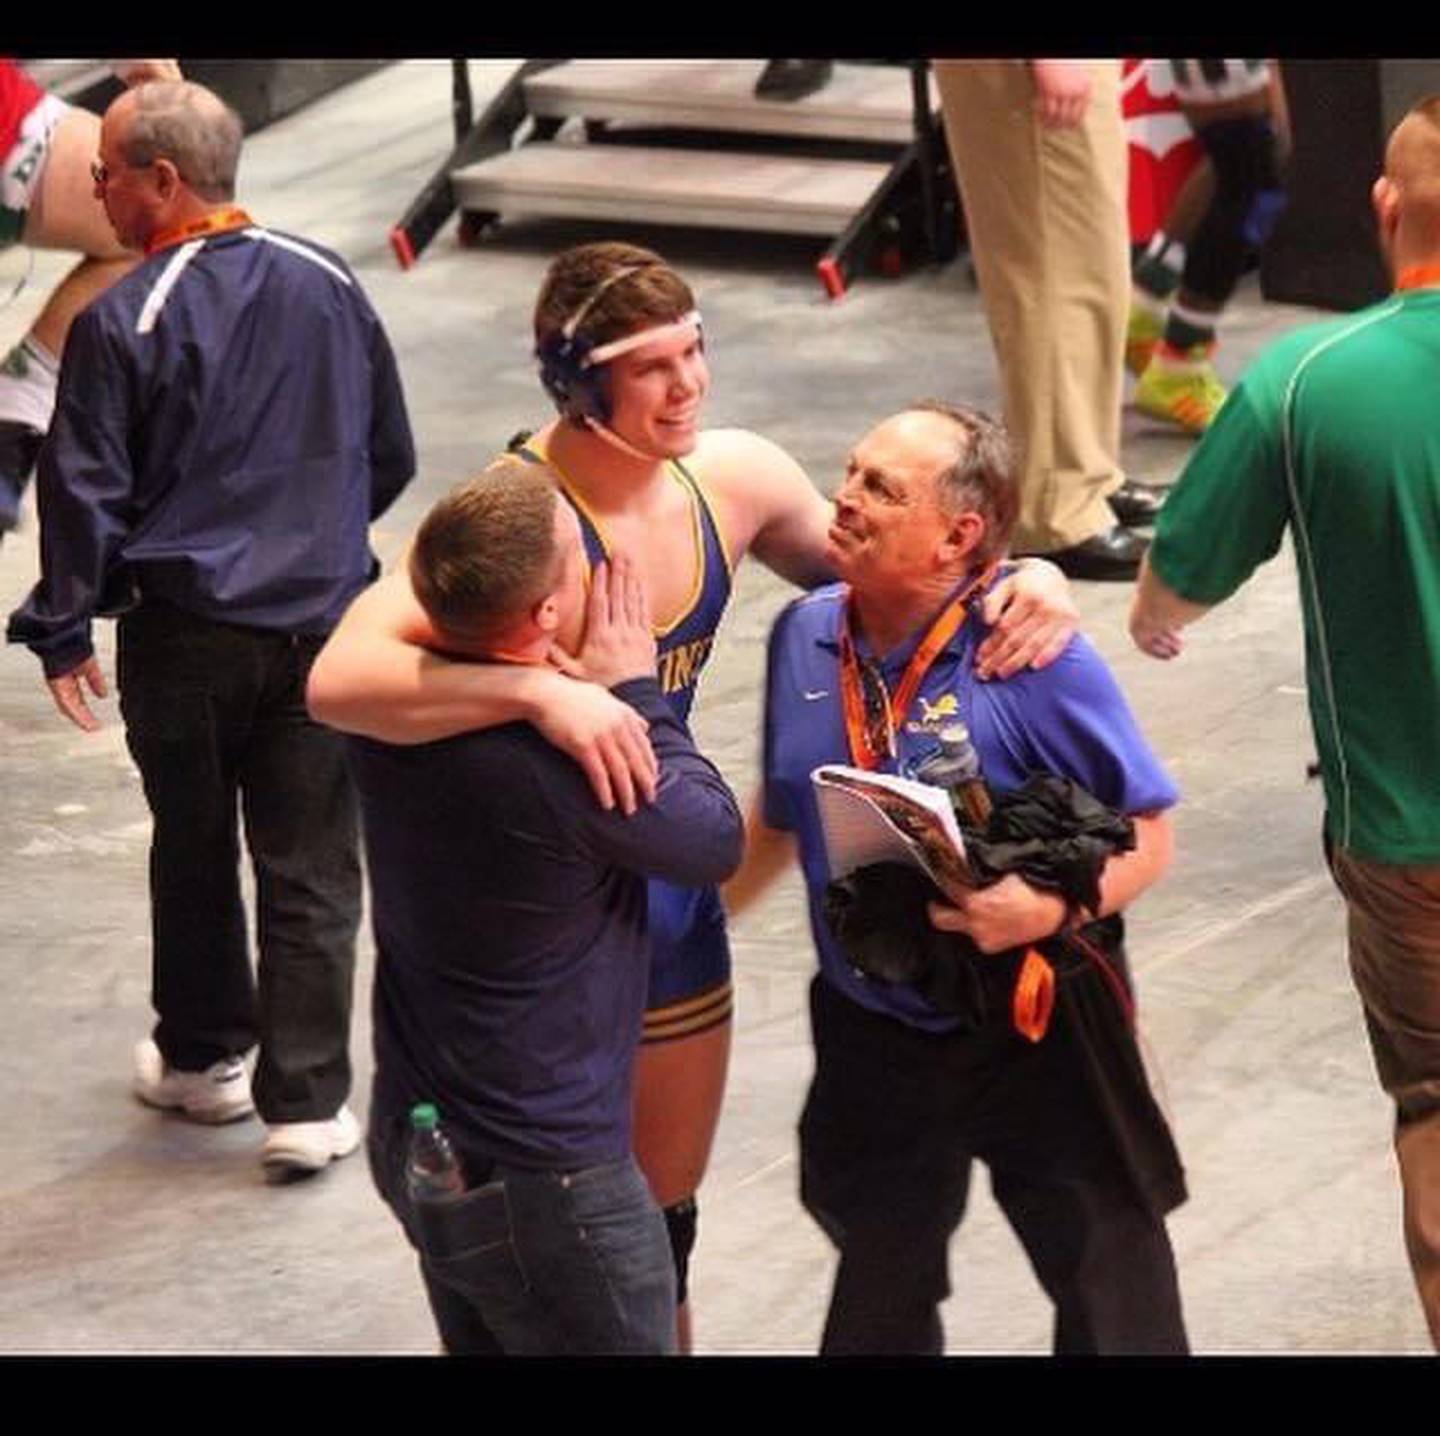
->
[[1396, 262, 1440, 292], [837, 565, 996, 770], [145, 206, 255, 255]]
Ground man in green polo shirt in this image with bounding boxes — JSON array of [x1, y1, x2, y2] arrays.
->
[[1128, 94, 1440, 1349]]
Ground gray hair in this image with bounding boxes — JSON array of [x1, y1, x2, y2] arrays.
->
[[120, 81, 244, 202], [903, 399, 1018, 564]]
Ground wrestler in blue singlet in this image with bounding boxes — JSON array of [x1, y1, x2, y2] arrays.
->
[[515, 438, 735, 1041]]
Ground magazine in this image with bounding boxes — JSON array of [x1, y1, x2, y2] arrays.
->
[[812, 764, 972, 896]]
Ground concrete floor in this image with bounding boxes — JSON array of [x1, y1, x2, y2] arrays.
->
[[0, 61, 1428, 1355]]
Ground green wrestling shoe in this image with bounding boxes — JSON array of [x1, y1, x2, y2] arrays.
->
[[1125, 302, 1165, 378], [1134, 345, 1228, 434]]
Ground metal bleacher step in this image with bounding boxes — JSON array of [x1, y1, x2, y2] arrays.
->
[[393, 58, 953, 296], [451, 140, 893, 237], [521, 59, 932, 146]]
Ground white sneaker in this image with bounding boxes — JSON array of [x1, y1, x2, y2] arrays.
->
[[261, 1104, 361, 1175], [133, 1037, 255, 1124]]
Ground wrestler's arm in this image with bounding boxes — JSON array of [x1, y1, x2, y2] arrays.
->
[[721, 792, 798, 920], [306, 560, 658, 813], [927, 813, 1173, 954], [704, 429, 836, 588]]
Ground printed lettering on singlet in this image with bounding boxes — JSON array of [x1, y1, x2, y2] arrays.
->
[[657, 634, 716, 697]]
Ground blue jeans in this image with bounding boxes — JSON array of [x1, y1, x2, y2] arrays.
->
[[369, 1120, 676, 1355]]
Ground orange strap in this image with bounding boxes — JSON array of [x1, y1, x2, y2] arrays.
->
[[145, 206, 255, 255], [1011, 948, 1055, 1043], [838, 565, 996, 770], [1396, 262, 1440, 292]]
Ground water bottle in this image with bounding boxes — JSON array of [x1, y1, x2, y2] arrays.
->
[[912, 721, 993, 829], [406, 1102, 465, 1200]]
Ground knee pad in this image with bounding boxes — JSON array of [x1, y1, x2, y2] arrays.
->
[[663, 1196, 698, 1306]]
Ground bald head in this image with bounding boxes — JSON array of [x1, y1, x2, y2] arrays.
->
[[1375, 96, 1440, 267], [110, 80, 243, 202]]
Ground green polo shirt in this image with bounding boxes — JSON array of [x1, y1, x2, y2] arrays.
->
[[1151, 287, 1440, 864]]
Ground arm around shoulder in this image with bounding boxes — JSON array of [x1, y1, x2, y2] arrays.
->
[[306, 566, 557, 743]]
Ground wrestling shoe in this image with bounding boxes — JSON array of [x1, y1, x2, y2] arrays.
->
[[0, 417, 43, 533], [1125, 302, 1165, 378], [261, 1104, 361, 1177], [1133, 346, 1228, 434], [133, 1037, 255, 1124]]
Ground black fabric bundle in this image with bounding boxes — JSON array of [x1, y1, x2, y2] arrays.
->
[[822, 772, 1136, 1014]]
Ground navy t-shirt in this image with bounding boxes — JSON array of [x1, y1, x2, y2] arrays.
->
[[349, 676, 742, 1172]]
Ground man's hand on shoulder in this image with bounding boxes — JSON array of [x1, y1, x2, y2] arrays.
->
[[46, 656, 108, 732], [540, 555, 659, 815], [568, 553, 657, 689], [975, 558, 1079, 680]]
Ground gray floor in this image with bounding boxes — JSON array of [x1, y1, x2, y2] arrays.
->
[[0, 61, 1427, 1355]]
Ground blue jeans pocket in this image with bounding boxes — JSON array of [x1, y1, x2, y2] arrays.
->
[[414, 1179, 519, 1264]]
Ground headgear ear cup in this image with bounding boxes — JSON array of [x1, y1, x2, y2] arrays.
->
[[536, 330, 613, 424], [535, 262, 653, 425]]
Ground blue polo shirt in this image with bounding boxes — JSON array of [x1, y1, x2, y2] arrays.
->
[[762, 581, 1179, 1033]]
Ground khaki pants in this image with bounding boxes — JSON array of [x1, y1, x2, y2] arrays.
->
[[934, 60, 1128, 552], [1331, 844, 1440, 1349]]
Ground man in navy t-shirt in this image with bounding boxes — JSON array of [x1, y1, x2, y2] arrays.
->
[[344, 457, 743, 1355], [727, 401, 1188, 1354]]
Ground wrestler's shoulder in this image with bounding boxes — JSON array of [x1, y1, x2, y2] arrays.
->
[[688, 427, 805, 490]]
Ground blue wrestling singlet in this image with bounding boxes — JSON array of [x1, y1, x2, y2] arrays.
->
[[515, 438, 735, 1040]]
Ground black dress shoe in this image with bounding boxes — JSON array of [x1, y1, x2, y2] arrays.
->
[[1046, 526, 1149, 582], [1109, 480, 1166, 529], [755, 60, 834, 102], [0, 417, 44, 534]]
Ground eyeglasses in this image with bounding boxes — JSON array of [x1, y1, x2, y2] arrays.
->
[[91, 157, 154, 187]]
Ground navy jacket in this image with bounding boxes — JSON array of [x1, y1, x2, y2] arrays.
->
[[8, 224, 415, 675]]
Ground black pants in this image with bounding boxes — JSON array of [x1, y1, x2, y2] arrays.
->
[[117, 601, 361, 1123], [1185, 115, 1284, 306], [800, 974, 1188, 1355]]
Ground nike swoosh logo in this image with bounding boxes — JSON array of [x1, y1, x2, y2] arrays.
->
[[804, 689, 830, 701]]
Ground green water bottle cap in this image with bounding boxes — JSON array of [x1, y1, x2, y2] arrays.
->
[[410, 1102, 439, 1129]]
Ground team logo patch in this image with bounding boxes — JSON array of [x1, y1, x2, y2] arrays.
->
[[906, 691, 959, 735]]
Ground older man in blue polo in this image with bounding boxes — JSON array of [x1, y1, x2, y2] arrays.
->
[[727, 400, 1188, 1355]]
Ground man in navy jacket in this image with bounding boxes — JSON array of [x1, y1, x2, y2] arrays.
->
[[7, 79, 415, 1174]]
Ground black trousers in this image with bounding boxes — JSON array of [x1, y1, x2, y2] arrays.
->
[[800, 973, 1188, 1355], [117, 600, 361, 1123]]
